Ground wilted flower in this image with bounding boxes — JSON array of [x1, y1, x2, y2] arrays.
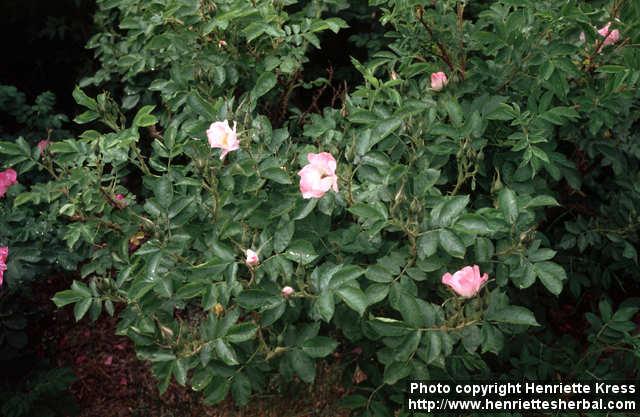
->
[[213, 303, 225, 317], [442, 265, 488, 298], [281, 286, 294, 297], [206, 120, 239, 160], [0, 169, 18, 198], [430, 71, 448, 91], [218, 40, 227, 48], [579, 31, 586, 43], [297, 152, 338, 199], [0, 246, 8, 287], [245, 249, 259, 267], [37, 140, 50, 156]]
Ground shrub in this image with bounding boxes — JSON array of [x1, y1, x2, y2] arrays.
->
[[1, 0, 639, 415]]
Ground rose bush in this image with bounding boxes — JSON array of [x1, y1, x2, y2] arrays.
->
[[1, 0, 639, 415]]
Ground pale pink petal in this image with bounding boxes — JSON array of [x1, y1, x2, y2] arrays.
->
[[431, 72, 448, 91], [245, 249, 259, 267], [442, 265, 489, 298]]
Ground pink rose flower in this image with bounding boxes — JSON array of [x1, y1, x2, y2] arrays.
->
[[441, 265, 488, 298], [430, 71, 448, 91], [206, 120, 239, 160], [597, 22, 620, 47], [37, 140, 50, 156], [0, 169, 18, 198], [281, 286, 294, 297], [297, 152, 338, 199], [115, 193, 128, 208], [0, 246, 8, 287], [245, 249, 259, 267]]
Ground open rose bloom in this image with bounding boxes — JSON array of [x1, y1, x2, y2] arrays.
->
[[298, 152, 338, 199], [430, 71, 448, 91], [598, 22, 620, 47], [0, 169, 18, 198], [442, 265, 488, 298], [0, 246, 8, 287], [206, 120, 239, 160]]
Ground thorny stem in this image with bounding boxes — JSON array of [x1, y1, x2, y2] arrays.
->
[[416, 6, 457, 76]]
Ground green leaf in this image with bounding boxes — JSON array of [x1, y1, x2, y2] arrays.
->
[[365, 284, 389, 305], [417, 231, 438, 260], [284, 240, 318, 265], [534, 261, 566, 295], [461, 325, 482, 353], [369, 317, 412, 337], [338, 394, 368, 410], [444, 98, 463, 127], [252, 72, 277, 99], [236, 290, 282, 310], [73, 297, 93, 321], [597, 65, 627, 73], [524, 195, 559, 208], [438, 229, 466, 259], [454, 214, 490, 235], [383, 361, 412, 385], [215, 339, 239, 365], [154, 176, 173, 208], [432, 195, 470, 227], [365, 264, 393, 283], [290, 349, 316, 383], [423, 331, 442, 364], [231, 373, 251, 406], [74, 110, 99, 124], [262, 167, 291, 184], [187, 91, 215, 120], [392, 290, 422, 328], [301, 336, 338, 358], [190, 367, 213, 391], [274, 220, 295, 252], [133, 105, 157, 127], [314, 291, 335, 322], [481, 323, 504, 354], [540, 106, 579, 125], [174, 358, 188, 386], [72, 86, 97, 110], [176, 282, 206, 299], [336, 286, 368, 316], [498, 187, 518, 224], [329, 265, 365, 289], [226, 322, 258, 343], [203, 376, 230, 405], [487, 306, 539, 326], [372, 118, 402, 145], [52, 289, 86, 307], [293, 198, 317, 220]]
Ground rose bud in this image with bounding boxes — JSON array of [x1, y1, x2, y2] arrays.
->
[[245, 249, 259, 267], [430, 71, 448, 91], [281, 286, 295, 297]]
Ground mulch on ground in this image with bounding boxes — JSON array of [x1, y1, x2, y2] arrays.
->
[[31, 274, 352, 417]]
